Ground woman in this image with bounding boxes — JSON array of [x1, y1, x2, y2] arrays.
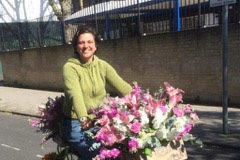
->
[[61, 25, 132, 160]]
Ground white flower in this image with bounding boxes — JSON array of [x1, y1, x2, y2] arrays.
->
[[137, 138, 145, 148], [152, 108, 168, 129], [167, 128, 178, 141], [139, 109, 149, 126], [174, 117, 187, 132], [155, 125, 168, 140], [113, 117, 128, 133]]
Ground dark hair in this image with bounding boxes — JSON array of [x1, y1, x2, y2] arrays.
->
[[72, 25, 98, 54]]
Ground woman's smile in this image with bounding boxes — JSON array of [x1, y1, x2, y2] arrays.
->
[[77, 33, 97, 63]]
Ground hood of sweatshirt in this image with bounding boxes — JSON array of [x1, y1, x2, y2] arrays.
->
[[67, 55, 99, 68]]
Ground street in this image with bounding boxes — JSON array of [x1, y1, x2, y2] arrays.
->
[[0, 112, 57, 160], [0, 112, 239, 160], [186, 143, 239, 160]]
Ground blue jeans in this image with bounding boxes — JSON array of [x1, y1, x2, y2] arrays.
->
[[61, 118, 98, 160]]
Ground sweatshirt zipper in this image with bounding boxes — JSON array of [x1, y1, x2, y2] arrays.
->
[[88, 66, 96, 96]]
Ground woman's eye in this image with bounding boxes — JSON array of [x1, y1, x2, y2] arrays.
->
[[88, 41, 94, 44]]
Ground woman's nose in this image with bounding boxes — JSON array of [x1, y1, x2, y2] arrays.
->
[[83, 43, 89, 48]]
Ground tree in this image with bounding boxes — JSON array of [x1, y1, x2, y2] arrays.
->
[[48, 0, 72, 21], [48, 0, 77, 43]]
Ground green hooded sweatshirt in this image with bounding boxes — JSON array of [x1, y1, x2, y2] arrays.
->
[[62, 55, 132, 120]]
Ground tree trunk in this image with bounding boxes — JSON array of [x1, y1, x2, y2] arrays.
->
[[48, 0, 74, 43]]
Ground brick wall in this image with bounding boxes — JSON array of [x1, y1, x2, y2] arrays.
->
[[0, 24, 239, 105]]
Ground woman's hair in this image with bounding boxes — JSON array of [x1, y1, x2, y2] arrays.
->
[[72, 25, 98, 54]]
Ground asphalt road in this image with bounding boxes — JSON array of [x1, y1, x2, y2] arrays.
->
[[0, 112, 57, 160], [0, 112, 239, 160], [186, 143, 239, 160]]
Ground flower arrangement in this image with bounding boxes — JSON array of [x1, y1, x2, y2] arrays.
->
[[89, 82, 201, 160], [30, 95, 64, 145], [30, 82, 201, 160]]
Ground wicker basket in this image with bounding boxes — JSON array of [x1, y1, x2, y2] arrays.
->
[[122, 140, 187, 160]]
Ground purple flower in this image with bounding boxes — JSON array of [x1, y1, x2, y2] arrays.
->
[[176, 123, 193, 140], [130, 122, 141, 134], [110, 148, 121, 158], [128, 138, 139, 152], [173, 107, 184, 117], [99, 148, 121, 159], [183, 104, 192, 113]]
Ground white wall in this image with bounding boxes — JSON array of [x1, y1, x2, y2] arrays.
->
[[0, 0, 57, 23]]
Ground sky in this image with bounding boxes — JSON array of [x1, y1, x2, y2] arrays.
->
[[0, 0, 57, 23]]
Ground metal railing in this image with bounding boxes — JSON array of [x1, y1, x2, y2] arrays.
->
[[0, 0, 239, 51], [66, 0, 240, 40], [0, 15, 64, 52]]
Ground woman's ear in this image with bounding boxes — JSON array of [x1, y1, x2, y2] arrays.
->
[[95, 46, 98, 54]]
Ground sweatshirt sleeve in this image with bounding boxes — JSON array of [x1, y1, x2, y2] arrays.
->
[[63, 63, 88, 119], [105, 62, 132, 96]]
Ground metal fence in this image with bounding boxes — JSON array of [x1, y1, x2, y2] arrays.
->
[[1, 0, 239, 51], [66, 0, 240, 40], [0, 15, 64, 52]]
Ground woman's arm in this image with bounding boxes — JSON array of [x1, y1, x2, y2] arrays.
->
[[105, 62, 132, 96], [63, 63, 89, 119]]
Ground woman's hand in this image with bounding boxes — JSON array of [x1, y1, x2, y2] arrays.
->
[[80, 117, 93, 130]]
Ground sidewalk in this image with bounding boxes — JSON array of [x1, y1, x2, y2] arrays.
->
[[0, 86, 240, 149]]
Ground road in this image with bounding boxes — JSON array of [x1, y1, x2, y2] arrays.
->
[[0, 112, 239, 160], [186, 143, 239, 160], [0, 112, 57, 160]]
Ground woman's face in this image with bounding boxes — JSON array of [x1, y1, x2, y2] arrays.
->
[[77, 33, 97, 63]]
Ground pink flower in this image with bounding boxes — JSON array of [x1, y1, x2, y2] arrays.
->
[[106, 107, 118, 118], [160, 103, 168, 113], [164, 82, 184, 107], [176, 123, 193, 140], [96, 127, 118, 146], [132, 83, 142, 97], [190, 112, 199, 122], [119, 112, 130, 124], [143, 92, 152, 103], [169, 93, 183, 107], [110, 148, 121, 158], [97, 115, 110, 126], [98, 148, 121, 160], [130, 122, 141, 134], [183, 104, 192, 113], [173, 107, 184, 117], [146, 99, 160, 115], [30, 119, 40, 127], [128, 138, 139, 152], [132, 110, 141, 118]]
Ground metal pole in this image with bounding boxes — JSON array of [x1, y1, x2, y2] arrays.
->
[[61, 20, 66, 45], [37, 21, 42, 47], [222, 3, 229, 134], [198, 0, 201, 28], [174, 0, 181, 32], [137, 0, 141, 35], [93, 0, 98, 33]]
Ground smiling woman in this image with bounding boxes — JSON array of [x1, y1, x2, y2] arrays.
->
[[61, 25, 132, 160], [77, 32, 97, 63]]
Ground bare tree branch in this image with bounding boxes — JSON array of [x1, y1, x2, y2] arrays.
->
[[48, 0, 63, 20]]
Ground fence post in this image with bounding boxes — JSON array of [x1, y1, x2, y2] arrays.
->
[[17, 23, 23, 50], [198, 0, 201, 28], [0, 24, 4, 51], [173, 0, 181, 32], [104, 14, 110, 39], [222, 3, 229, 135], [61, 21, 66, 45], [137, 0, 142, 35], [93, 0, 98, 33], [37, 20, 42, 47]]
